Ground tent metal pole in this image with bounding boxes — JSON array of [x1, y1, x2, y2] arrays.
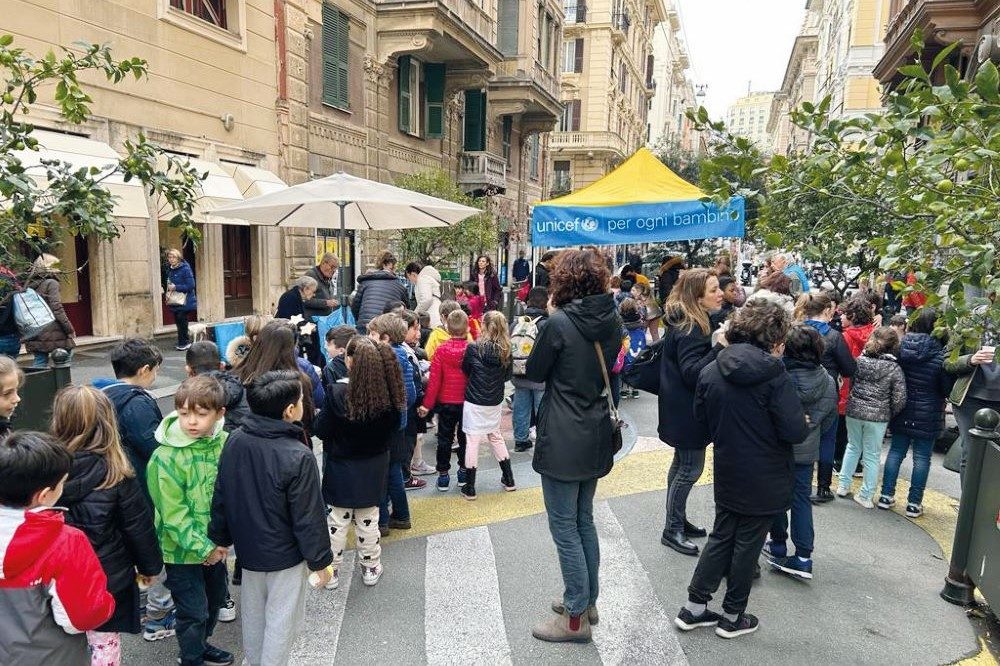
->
[[338, 201, 348, 322]]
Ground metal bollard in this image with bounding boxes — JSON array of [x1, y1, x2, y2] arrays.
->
[[941, 408, 1000, 605]]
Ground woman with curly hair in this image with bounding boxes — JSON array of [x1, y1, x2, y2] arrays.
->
[[523, 249, 621, 644], [313, 337, 405, 588], [658, 268, 723, 558], [676, 299, 808, 638]]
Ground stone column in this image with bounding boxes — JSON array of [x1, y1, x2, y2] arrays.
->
[[194, 223, 226, 323]]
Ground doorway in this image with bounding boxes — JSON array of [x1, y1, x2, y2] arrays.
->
[[223, 226, 252, 318], [59, 235, 93, 337]]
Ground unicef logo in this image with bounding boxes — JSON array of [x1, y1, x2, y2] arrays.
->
[[580, 217, 598, 232]]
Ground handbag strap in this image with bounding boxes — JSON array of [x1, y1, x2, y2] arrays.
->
[[593, 341, 620, 421]]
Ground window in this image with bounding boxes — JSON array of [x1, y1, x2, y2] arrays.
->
[[497, 0, 519, 55], [463, 90, 487, 151], [501, 116, 513, 163], [559, 100, 581, 132], [322, 4, 350, 110], [619, 62, 627, 94], [398, 57, 446, 138], [528, 135, 540, 181], [564, 0, 586, 23], [552, 160, 571, 193], [562, 39, 583, 73], [537, 9, 555, 70], [170, 0, 227, 28]]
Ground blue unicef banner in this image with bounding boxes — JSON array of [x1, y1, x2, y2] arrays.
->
[[531, 197, 745, 248]]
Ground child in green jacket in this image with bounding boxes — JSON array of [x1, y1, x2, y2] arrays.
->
[[147, 375, 233, 666]]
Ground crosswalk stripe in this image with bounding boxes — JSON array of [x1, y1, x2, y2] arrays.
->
[[289, 550, 356, 665], [593, 501, 689, 665], [425, 526, 512, 665]]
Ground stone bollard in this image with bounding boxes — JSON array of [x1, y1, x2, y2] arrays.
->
[[941, 408, 1000, 606]]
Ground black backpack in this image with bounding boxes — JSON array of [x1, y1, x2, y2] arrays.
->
[[621, 338, 663, 395]]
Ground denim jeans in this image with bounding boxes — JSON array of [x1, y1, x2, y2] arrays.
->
[[511, 387, 544, 442], [32, 349, 73, 368], [840, 417, 888, 500], [815, 416, 839, 489], [664, 448, 706, 533], [379, 461, 410, 527], [163, 562, 228, 666], [541, 475, 599, 617], [881, 432, 935, 505], [0, 334, 19, 359], [769, 463, 815, 558]]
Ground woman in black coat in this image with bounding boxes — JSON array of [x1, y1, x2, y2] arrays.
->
[[658, 268, 724, 557], [797, 292, 857, 502], [51, 386, 163, 637], [524, 249, 622, 643], [475, 255, 503, 311], [275, 275, 318, 321]]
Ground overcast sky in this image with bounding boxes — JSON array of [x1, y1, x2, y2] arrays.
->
[[674, 0, 807, 118]]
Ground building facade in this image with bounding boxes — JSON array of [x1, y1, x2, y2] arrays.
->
[[548, 0, 667, 197], [646, 3, 700, 154], [724, 91, 776, 150], [769, 3, 821, 155], [10, 0, 287, 338]]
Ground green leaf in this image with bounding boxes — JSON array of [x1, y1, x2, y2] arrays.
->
[[931, 41, 960, 73], [975, 60, 1000, 102], [0, 34, 13, 47], [898, 64, 929, 82], [911, 28, 924, 52], [944, 64, 962, 94]]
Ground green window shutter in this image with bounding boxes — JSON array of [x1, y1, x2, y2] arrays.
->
[[398, 55, 411, 134], [424, 63, 446, 138], [497, 0, 519, 56], [463, 90, 486, 152], [501, 115, 512, 162], [321, 4, 338, 106], [336, 10, 349, 107]]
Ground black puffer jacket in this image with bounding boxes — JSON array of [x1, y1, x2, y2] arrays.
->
[[352, 270, 408, 328], [891, 333, 951, 439], [784, 358, 837, 464], [846, 354, 907, 423], [695, 344, 809, 516], [462, 341, 512, 406], [525, 292, 622, 482], [61, 452, 162, 593], [204, 370, 250, 432], [658, 307, 722, 449], [805, 320, 857, 382]]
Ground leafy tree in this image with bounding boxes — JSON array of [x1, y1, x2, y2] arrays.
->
[[689, 35, 1000, 345], [393, 170, 496, 266], [0, 37, 204, 281], [650, 137, 701, 184]]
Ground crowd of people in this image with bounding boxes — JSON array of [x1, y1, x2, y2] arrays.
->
[[0, 243, 994, 664]]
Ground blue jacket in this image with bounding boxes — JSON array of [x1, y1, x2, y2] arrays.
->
[[92, 379, 163, 493], [295, 357, 325, 409], [891, 333, 951, 440], [392, 343, 417, 430], [167, 261, 197, 312], [783, 263, 811, 294], [624, 322, 647, 372]]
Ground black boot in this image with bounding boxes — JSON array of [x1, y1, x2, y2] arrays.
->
[[499, 458, 517, 491], [811, 463, 835, 504], [461, 467, 477, 501]]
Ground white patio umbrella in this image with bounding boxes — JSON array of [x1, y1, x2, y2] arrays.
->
[[207, 171, 481, 317]]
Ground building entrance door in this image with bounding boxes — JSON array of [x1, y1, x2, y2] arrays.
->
[[60, 235, 93, 336], [223, 226, 252, 318]]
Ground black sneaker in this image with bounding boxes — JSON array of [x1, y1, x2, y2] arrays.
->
[[514, 441, 533, 452], [674, 607, 722, 631], [202, 644, 235, 666], [715, 613, 759, 639]]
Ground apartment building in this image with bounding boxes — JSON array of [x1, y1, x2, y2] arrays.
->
[[549, 0, 667, 197], [646, 2, 699, 153], [769, 3, 821, 155], [9, 0, 287, 338], [725, 91, 775, 150]]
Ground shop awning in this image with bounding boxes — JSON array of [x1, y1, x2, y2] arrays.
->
[[224, 164, 287, 199], [531, 147, 744, 247], [156, 156, 244, 224], [13, 129, 151, 219]]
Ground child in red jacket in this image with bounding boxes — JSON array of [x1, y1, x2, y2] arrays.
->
[[0, 431, 115, 665], [418, 309, 471, 492]]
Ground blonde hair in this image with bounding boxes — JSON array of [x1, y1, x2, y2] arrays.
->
[[166, 248, 183, 260], [243, 314, 270, 342], [479, 311, 511, 365], [0, 357, 25, 388], [367, 313, 407, 344], [447, 309, 469, 337], [664, 268, 716, 335], [50, 386, 134, 490]]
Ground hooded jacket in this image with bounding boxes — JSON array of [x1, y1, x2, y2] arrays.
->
[[694, 344, 809, 515], [525, 292, 622, 482], [784, 358, 837, 464], [61, 452, 162, 594], [166, 260, 197, 312], [24, 273, 76, 353], [415, 265, 443, 327], [463, 341, 513, 406], [147, 414, 227, 564], [0, 506, 114, 666], [838, 323, 875, 413], [202, 370, 250, 432], [351, 270, 408, 328], [423, 337, 469, 408], [657, 307, 722, 449], [890, 333, 950, 439], [846, 354, 907, 423], [804, 319, 856, 382], [208, 413, 333, 573], [93, 379, 163, 493]]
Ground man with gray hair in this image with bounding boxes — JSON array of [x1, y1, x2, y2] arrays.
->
[[770, 251, 810, 298], [303, 253, 341, 365]]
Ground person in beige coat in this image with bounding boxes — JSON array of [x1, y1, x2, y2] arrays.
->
[[25, 254, 75, 367]]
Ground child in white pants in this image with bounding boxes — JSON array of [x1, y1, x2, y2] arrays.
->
[[461, 312, 516, 500]]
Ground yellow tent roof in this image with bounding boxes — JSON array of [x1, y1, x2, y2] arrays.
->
[[541, 147, 704, 207]]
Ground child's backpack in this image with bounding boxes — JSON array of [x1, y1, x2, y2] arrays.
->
[[510, 315, 541, 376], [13, 287, 55, 339]]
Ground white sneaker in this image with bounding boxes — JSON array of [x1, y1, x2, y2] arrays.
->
[[218, 597, 236, 623], [529, 426, 537, 442], [325, 569, 340, 590], [410, 461, 436, 476], [853, 495, 875, 509], [835, 486, 850, 498], [362, 564, 383, 587]]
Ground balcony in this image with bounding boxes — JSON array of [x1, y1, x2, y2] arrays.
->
[[491, 59, 563, 121], [375, 0, 500, 69], [458, 151, 507, 196], [612, 11, 631, 41], [549, 130, 628, 158], [564, 3, 587, 24]]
